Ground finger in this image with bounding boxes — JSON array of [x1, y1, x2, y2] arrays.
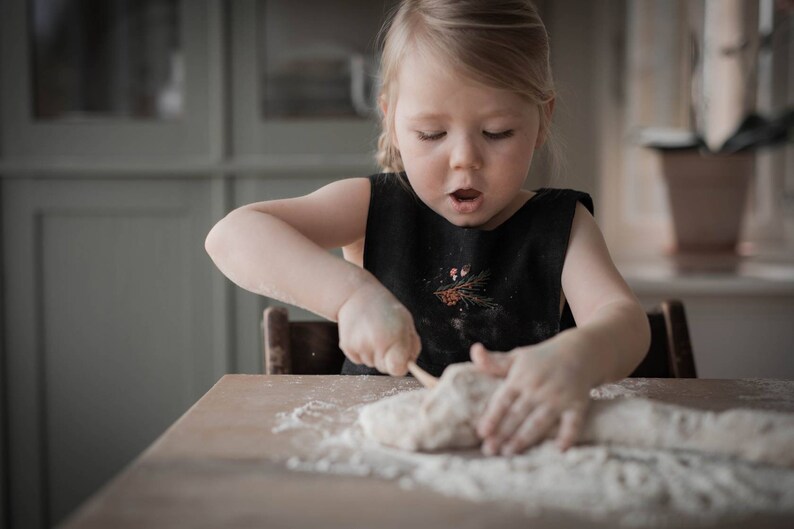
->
[[470, 342, 489, 364], [355, 348, 375, 368], [482, 393, 536, 457], [470, 343, 513, 377], [491, 393, 536, 443], [556, 408, 584, 452], [402, 330, 423, 371], [344, 349, 363, 365], [384, 344, 409, 376], [374, 350, 389, 374], [339, 339, 363, 366], [477, 384, 520, 441], [501, 404, 557, 455]]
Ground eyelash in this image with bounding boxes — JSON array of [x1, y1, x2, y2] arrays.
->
[[485, 130, 515, 140], [416, 130, 515, 142]]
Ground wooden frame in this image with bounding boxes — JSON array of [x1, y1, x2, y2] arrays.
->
[[635, 299, 697, 378], [263, 300, 697, 378], [0, 0, 221, 164], [263, 306, 342, 375], [228, 0, 383, 162]]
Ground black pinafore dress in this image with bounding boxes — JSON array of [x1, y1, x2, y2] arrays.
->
[[341, 172, 593, 377]]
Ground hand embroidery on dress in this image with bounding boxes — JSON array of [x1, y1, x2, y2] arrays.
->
[[434, 267, 497, 309]]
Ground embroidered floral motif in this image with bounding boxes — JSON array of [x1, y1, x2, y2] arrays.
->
[[434, 267, 497, 308]]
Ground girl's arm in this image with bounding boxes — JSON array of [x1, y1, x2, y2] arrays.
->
[[473, 203, 650, 455], [205, 178, 372, 319], [556, 202, 651, 385], [205, 177, 420, 375]]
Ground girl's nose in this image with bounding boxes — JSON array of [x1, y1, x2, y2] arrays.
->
[[449, 135, 483, 171]]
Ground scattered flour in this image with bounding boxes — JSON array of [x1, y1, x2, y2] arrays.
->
[[590, 379, 651, 400], [270, 370, 794, 527], [271, 400, 339, 434]]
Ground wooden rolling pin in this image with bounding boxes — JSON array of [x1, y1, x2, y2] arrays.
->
[[407, 361, 438, 388]]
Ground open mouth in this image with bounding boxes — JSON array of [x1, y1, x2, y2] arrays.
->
[[449, 188, 483, 214], [452, 188, 482, 201]]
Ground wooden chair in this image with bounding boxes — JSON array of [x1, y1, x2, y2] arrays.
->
[[263, 299, 696, 378], [263, 307, 344, 375], [630, 299, 697, 378]]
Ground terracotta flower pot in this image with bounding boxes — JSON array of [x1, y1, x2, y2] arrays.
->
[[660, 151, 754, 254]]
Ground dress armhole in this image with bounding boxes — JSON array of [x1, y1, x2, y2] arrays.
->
[[559, 192, 594, 331]]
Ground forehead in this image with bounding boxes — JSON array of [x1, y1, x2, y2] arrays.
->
[[394, 48, 532, 120]]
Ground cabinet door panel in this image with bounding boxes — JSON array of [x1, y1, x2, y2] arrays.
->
[[0, 0, 220, 161], [2, 178, 221, 528], [230, 0, 395, 157]]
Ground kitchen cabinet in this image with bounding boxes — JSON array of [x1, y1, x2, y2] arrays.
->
[[2, 178, 220, 528], [230, 0, 389, 160], [0, 1, 390, 527], [3, 1, 789, 528]]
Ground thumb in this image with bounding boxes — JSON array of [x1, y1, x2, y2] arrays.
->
[[384, 343, 411, 377], [470, 342, 514, 377]]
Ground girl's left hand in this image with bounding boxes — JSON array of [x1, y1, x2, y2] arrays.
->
[[471, 341, 592, 456]]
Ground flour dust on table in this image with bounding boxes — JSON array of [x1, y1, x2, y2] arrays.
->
[[271, 366, 794, 527]]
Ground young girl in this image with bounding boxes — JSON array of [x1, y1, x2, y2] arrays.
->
[[206, 0, 650, 457]]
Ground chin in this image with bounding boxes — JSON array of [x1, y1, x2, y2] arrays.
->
[[446, 214, 488, 229]]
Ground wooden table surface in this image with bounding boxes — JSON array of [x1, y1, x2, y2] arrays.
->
[[60, 375, 794, 529]]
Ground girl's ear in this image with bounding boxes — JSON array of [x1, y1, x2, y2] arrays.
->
[[378, 94, 389, 117], [379, 95, 400, 150], [535, 97, 556, 148]]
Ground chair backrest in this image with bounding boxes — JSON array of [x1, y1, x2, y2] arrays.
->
[[630, 299, 697, 378], [263, 307, 343, 375], [263, 299, 696, 378]]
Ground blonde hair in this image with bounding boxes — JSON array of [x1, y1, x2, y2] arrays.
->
[[375, 0, 559, 179]]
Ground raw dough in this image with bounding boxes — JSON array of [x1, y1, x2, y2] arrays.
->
[[358, 363, 794, 467]]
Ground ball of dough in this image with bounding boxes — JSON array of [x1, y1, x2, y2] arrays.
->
[[359, 363, 499, 451], [359, 362, 794, 468]]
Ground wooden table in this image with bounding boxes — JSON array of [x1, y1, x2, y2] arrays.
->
[[60, 375, 794, 529]]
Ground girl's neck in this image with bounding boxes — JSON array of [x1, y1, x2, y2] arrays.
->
[[477, 189, 536, 231]]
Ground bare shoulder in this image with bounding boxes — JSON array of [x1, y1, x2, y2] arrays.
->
[[566, 201, 606, 263], [562, 201, 637, 321], [243, 177, 372, 250], [571, 200, 596, 227]]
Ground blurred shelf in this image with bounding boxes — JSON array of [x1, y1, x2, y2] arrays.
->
[[619, 256, 794, 296]]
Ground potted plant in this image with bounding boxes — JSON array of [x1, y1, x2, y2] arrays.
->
[[639, 110, 793, 256], [636, 1, 793, 263]]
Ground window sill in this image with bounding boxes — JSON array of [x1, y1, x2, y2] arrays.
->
[[618, 256, 794, 297]]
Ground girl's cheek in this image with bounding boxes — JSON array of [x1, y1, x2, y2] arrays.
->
[[402, 143, 433, 159]]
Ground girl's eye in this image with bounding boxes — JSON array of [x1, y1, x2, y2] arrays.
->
[[417, 131, 446, 141], [483, 129, 514, 140]]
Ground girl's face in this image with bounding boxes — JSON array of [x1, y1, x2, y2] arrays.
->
[[388, 49, 547, 230]]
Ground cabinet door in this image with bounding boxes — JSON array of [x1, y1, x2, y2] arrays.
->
[[2, 178, 222, 529], [230, 0, 396, 160], [0, 0, 220, 162]]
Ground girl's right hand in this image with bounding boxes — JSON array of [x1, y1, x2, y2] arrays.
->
[[336, 283, 420, 376]]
